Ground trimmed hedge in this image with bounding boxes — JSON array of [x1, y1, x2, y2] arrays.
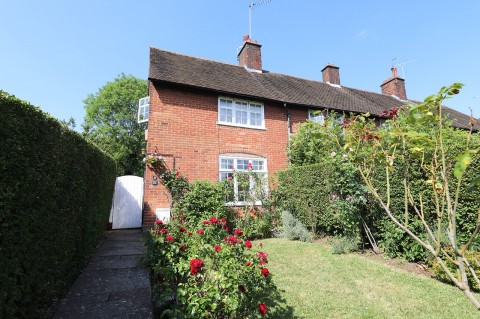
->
[[0, 91, 117, 318], [277, 163, 335, 233]]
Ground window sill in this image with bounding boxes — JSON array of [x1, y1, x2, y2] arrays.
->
[[224, 201, 263, 207], [217, 122, 267, 131]]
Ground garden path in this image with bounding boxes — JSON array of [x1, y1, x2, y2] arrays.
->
[[53, 229, 153, 319]]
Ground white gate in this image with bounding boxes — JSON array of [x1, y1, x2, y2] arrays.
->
[[110, 176, 144, 229]]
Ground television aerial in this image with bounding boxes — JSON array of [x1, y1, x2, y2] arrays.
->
[[249, 0, 271, 39]]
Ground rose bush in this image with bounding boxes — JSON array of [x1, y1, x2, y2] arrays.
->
[[144, 214, 280, 318]]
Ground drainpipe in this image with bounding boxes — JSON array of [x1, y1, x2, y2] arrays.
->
[[283, 102, 291, 163]]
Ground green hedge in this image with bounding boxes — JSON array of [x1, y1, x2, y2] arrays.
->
[[277, 163, 336, 233], [0, 91, 117, 318]]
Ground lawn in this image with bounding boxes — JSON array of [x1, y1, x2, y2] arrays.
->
[[262, 238, 480, 319]]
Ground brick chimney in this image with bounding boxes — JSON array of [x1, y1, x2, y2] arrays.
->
[[381, 67, 407, 100], [321, 64, 340, 85], [237, 35, 262, 71]]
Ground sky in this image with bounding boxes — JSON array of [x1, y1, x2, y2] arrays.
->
[[1, 0, 479, 130]]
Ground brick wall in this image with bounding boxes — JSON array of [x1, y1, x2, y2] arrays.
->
[[143, 82, 300, 230]]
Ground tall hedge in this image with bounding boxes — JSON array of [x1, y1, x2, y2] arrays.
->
[[0, 91, 117, 318], [277, 163, 335, 233]]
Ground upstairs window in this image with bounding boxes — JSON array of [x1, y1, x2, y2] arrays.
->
[[138, 96, 149, 123], [219, 156, 268, 205], [308, 109, 344, 126], [218, 97, 265, 129]]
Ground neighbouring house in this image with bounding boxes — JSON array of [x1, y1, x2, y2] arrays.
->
[[142, 35, 476, 230]]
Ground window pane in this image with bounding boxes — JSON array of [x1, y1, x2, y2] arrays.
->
[[235, 110, 247, 124], [235, 101, 248, 109], [220, 99, 232, 107], [250, 112, 261, 126], [220, 158, 234, 170], [236, 159, 249, 170]]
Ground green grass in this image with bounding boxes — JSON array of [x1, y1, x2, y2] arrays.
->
[[261, 238, 480, 319]]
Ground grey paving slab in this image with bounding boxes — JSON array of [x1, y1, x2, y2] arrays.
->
[[54, 229, 153, 319]]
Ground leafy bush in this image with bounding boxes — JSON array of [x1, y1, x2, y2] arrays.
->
[[277, 211, 313, 242], [144, 217, 282, 318], [0, 91, 116, 318], [431, 248, 480, 291], [172, 180, 230, 228], [330, 236, 359, 254], [232, 212, 275, 240]]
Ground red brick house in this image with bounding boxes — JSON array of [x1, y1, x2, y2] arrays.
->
[[142, 35, 474, 230]]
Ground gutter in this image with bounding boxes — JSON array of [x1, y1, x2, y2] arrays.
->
[[283, 102, 291, 164]]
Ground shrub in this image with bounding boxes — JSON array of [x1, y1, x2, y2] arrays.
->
[[431, 248, 480, 291], [172, 180, 230, 228], [277, 211, 313, 242], [330, 236, 359, 254], [144, 216, 281, 318], [0, 91, 116, 318]]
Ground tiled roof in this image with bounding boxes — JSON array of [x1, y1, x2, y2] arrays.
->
[[149, 47, 477, 130]]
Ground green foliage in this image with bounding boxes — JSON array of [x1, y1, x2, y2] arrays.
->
[[277, 211, 313, 242], [432, 248, 480, 291], [330, 236, 359, 254], [173, 180, 230, 228], [232, 212, 275, 240], [82, 73, 147, 176], [144, 217, 282, 318], [288, 118, 344, 165], [0, 91, 116, 318]]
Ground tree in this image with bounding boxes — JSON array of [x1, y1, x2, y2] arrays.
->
[[345, 83, 480, 309], [82, 74, 147, 176]]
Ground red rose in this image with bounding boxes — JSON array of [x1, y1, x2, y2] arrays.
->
[[256, 252, 268, 263], [260, 261, 266, 265], [209, 217, 218, 224], [258, 303, 267, 315], [188, 232, 193, 236], [225, 236, 240, 245], [202, 220, 210, 225], [221, 218, 227, 224], [248, 162, 253, 169], [197, 229, 205, 235], [223, 225, 230, 233], [189, 258, 204, 275], [245, 240, 252, 249], [180, 245, 187, 251], [159, 228, 168, 234], [245, 261, 252, 267], [215, 245, 221, 252], [261, 268, 269, 277], [233, 228, 243, 236], [238, 285, 246, 293], [166, 235, 174, 242], [155, 220, 163, 225], [180, 227, 187, 233], [183, 189, 188, 193]]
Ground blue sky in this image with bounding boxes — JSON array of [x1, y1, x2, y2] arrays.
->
[[1, 1, 479, 130]]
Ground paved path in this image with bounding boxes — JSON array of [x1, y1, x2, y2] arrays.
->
[[54, 229, 153, 319]]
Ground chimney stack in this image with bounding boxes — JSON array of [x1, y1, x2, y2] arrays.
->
[[381, 67, 407, 100], [321, 64, 340, 85], [237, 35, 262, 71]]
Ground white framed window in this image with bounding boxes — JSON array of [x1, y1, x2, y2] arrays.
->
[[308, 109, 344, 126], [219, 156, 268, 205], [308, 109, 325, 124], [138, 96, 150, 123], [218, 97, 265, 129]]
